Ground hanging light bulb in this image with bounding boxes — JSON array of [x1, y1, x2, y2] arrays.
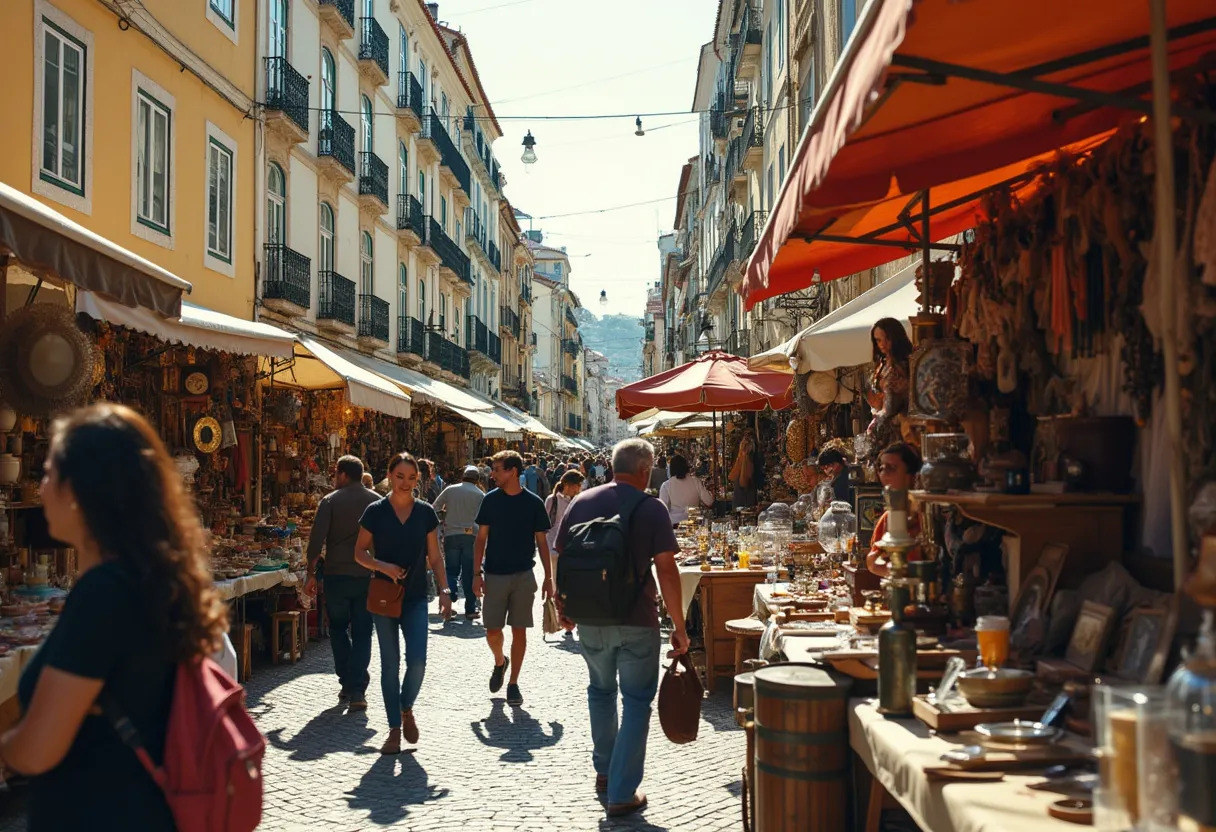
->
[[635, 117, 644, 137], [521, 130, 538, 165], [599, 290, 608, 307]]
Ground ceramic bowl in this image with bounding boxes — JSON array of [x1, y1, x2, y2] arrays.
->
[[958, 668, 1033, 708]]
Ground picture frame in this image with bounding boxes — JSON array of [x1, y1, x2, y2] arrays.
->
[[854, 487, 884, 548], [1112, 600, 1178, 685], [1010, 564, 1053, 639], [1065, 601, 1116, 673]]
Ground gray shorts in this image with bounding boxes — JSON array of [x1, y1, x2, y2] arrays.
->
[[482, 570, 538, 630]]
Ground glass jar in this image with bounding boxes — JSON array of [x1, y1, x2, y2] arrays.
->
[[1165, 609, 1216, 832], [818, 501, 858, 555]]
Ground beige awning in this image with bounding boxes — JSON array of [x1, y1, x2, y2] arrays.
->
[[0, 180, 189, 316], [265, 337, 411, 419]]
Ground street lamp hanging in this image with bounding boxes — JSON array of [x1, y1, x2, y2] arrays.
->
[[635, 117, 644, 137], [599, 290, 608, 307], [521, 130, 538, 165]]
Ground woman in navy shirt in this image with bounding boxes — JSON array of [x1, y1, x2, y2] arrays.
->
[[355, 452, 452, 754]]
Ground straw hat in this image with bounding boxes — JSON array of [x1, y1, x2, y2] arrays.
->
[[806, 371, 839, 405], [0, 304, 97, 416]]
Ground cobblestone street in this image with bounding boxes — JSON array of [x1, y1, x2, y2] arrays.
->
[[0, 585, 745, 832]]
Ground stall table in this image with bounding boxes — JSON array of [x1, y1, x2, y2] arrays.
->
[[689, 568, 770, 692], [850, 699, 1086, 832]]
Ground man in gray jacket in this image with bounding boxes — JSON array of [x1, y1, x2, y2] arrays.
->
[[433, 466, 486, 620], [305, 455, 380, 708]]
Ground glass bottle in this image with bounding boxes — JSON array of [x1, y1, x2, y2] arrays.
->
[[1166, 609, 1216, 831]]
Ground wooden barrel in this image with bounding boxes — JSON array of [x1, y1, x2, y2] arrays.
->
[[734, 671, 756, 727], [753, 664, 853, 832], [735, 671, 757, 832]]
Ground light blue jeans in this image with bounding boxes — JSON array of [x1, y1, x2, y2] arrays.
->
[[577, 625, 661, 805], [373, 598, 429, 728]]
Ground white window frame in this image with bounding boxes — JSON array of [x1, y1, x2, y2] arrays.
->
[[207, 0, 239, 44], [360, 230, 374, 295], [31, 1, 93, 214], [130, 69, 175, 248], [266, 162, 286, 245], [204, 121, 237, 277], [319, 201, 335, 272]]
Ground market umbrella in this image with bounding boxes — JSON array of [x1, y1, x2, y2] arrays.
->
[[615, 351, 793, 419]]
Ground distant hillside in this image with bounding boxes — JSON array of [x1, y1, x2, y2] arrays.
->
[[574, 310, 644, 382]]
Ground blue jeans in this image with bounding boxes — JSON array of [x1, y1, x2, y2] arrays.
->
[[323, 574, 372, 697], [444, 533, 476, 614], [577, 625, 661, 805], [373, 599, 429, 728]]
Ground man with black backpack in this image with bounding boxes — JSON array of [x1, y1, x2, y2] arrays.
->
[[553, 437, 689, 820]]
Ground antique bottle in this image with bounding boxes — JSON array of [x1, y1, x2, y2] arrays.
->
[[877, 488, 917, 715]]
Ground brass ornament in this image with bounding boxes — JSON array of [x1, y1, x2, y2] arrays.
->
[[193, 416, 223, 454]]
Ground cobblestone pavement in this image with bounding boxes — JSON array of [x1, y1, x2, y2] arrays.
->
[[0, 584, 746, 831]]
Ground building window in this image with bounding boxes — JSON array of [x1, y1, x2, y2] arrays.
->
[[553, 262, 562, 277], [440, 195, 447, 229], [439, 293, 447, 331], [319, 201, 334, 271], [268, 0, 286, 58], [135, 87, 172, 233], [399, 262, 408, 317], [321, 49, 336, 112], [206, 137, 234, 262], [839, 0, 858, 47], [418, 170, 427, 212], [360, 94, 373, 156], [778, 144, 786, 186], [398, 141, 408, 197], [776, 0, 785, 68], [266, 163, 285, 244], [399, 24, 408, 75], [360, 230, 374, 294], [418, 58, 427, 105], [210, 0, 235, 28], [40, 20, 86, 195], [418, 278, 426, 320], [764, 22, 773, 104]]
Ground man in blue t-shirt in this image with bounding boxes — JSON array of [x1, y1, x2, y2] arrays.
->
[[473, 450, 552, 706], [521, 455, 542, 495]]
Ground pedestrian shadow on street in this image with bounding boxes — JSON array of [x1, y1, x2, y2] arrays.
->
[[697, 691, 745, 734], [597, 816, 669, 832], [429, 616, 488, 639], [544, 630, 582, 655], [344, 753, 449, 826], [471, 699, 563, 763], [264, 705, 379, 762]]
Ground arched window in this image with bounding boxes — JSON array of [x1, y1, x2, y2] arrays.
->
[[318, 202, 334, 272], [320, 49, 336, 112], [267, 163, 285, 244], [360, 95, 373, 157], [398, 262, 408, 322], [398, 141, 409, 198], [360, 230, 373, 294], [418, 278, 426, 322]]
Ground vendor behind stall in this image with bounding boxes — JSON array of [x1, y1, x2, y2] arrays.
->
[[729, 434, 764, 509], [866, 443, 923, 576], [818, 449, 853, 505]]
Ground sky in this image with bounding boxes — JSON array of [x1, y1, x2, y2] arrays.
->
[[445, 0, 713, 320]]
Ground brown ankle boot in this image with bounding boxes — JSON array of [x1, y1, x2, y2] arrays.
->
[[379, 727, 402, 755], [401, 709, 419, 744]]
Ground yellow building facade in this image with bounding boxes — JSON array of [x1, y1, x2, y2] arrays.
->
[[0, 0, 257, 318]]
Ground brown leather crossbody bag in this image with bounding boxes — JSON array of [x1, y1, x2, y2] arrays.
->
[[366, 574, 405, 618]]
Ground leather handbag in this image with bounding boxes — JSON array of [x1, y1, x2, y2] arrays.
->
[[657, 653, 703, 744], [366, 575, 405, 618]]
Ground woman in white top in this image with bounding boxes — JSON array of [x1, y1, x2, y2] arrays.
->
[[658, 454, 713, 526], [544, 470, 585, 549]]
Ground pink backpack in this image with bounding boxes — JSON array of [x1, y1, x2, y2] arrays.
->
[[105, 657, 265, 832]]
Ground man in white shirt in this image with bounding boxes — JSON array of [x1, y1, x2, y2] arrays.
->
[[433, 466, 486, 620]]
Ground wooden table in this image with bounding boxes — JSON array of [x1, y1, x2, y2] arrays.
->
[[695, 568, 770, 693], [912, 491, 1138, 597]]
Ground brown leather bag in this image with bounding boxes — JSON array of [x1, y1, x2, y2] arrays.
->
[[657, 653, 703, 744], [366, 575, 405, 618]]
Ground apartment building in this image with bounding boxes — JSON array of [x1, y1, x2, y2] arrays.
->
[[498, 203, 535, 413], [528, 234, 585, 437], [255, 0, 505, 388], [0, 0, 258, 318]]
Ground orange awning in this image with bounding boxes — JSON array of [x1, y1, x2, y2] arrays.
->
[[743, 0, 1216, 308]]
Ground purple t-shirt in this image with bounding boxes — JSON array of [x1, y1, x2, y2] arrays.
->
[[555, 482, 679, 629]]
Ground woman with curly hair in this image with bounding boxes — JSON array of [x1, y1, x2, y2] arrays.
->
[[0, 403, 229, 830], [867, 317, 914, 444]]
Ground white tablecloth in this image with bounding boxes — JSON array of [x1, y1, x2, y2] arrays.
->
[[214, 569, 288, 601], [850, 699, 1084, 832], [654, 566, 706, 617]]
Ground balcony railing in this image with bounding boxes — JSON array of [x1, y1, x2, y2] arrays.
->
[[397, 193, 424, 235], [704, 153, 721, 184], [426, 332, 470, 378], [566, 413, 583, 432], [398, 315, 425, 355], [530, 332, 537, 347], [466, 314, 489, 355], [318, 0, 354, 31], [562, 338, 581, 358], [565, 306, 578, 327], [739, 210, 767, 258], [358, 17, 389, 81], [561, 374, 578, 395], [264, 57, 309, 135], [358, 294, 389, 341], [736, 2, 762, 47], [318, 109, 356, 176], [710, 105, 728, 140], [465, 209, 487, 253], [487, 240, 501, 272], [359, 151, 388, 206], [426, 110, 471, 196], [426, 218, 471, 283], [520, 282, 533, 305], [262, 243, 311, 309], [500, 305, 521, 339], [488, 331, 501, 364], [707, 223, 737, 298], [396, 71, 424, 121], [317, 271, 356, 325]]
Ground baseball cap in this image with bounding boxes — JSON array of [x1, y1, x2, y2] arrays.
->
[[463, 465, 482, 479]]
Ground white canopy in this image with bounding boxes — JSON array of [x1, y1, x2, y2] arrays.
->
[[267, 337, 411, 419], [76, 292, 296, 358], [748, 262, 919, 374]]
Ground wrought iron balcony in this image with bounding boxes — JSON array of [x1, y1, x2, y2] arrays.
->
[[565, 306, 578, 327], [427, 332, 470, 378], [562, 338, 581, 358], [396, 71, 424, 124], [426, 218, 471, 284], [530, 332, 537, 347], [358, 294, 389, 342], [264, 57, 309, 137], [520, 282, 532, 305], [561, 374, 578, 396], [704, 153, 721, 184], [488, 240, 501, 271], [644, 323, 655, 342], [566, 413, 583, 432], [318, 0, 354, 38], [358, 17, 389, 84], [398, 315, 425, 356], [426, 110, 470, 197], [262, 243, 310, 310], [710, 106, 728, 141], [397, 193, 424, 236], [359, 151, 388, 209], [318, 109, 356, 177], [739, 210, 767, 258], [464, 209, 488, 262], [466, 314, 489, 356], [317, 270, 356, 326], [488, 331, 501, 364], [706, 223, 737, 299], [500, 305, 521, 340]]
